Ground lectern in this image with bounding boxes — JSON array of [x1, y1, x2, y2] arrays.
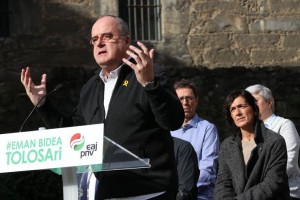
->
[[0, 124, 151, 200]]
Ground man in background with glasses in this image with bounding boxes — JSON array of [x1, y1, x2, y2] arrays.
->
[[171, 79, 219, 200], [21, 15, 184, 199]]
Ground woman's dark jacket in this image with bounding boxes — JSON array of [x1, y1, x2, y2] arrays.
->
[[214, 121, 290, 200], [38, 64, 184, 199]]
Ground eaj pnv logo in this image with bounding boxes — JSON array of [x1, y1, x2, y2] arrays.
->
[[70, 133, 85, 151]]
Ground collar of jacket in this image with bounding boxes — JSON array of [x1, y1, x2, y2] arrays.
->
[[231, 120, 265, 145], [230, 120, 266, 180]]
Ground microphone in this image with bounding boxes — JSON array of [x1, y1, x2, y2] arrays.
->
[[19, 83, 64, 132]]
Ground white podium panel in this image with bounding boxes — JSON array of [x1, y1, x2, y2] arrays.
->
[[0, 124, 104, 173], [0, 124, 151, 200]]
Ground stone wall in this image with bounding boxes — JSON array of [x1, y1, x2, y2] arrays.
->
[[160, 0, 300, 67], [3, 0, 300, 70], [1, 0, 300, 199]]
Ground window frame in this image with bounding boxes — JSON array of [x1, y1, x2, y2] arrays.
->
[[119, 0, 162, 42]]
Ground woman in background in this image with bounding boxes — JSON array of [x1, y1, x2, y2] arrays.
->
[[214, 90, 290, 200]]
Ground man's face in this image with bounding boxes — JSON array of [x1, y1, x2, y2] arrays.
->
[[251, 93, 273, 121], [91, 16, 131, 73], [176, 88, 198, 121]]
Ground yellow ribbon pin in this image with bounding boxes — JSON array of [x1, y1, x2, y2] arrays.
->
[[123, 80, 129, 87]]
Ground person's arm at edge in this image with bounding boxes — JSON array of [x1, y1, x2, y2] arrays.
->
[[278, 119, 300, 178], [143, 70, 184, 131], [198, 125, 219, 197], [175, 138, 199, 200]]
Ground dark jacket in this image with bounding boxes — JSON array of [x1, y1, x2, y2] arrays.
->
[[214, 121, 290, 200], [173, 137, 199, 200], [38, 64, 184, 199]]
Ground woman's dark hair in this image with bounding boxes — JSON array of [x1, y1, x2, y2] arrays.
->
[[223, 90, 259, 127]]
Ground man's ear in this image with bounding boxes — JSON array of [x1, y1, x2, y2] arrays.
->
[[125, 35, 131, 45], [195, 97, 199, 106], [267, 99, 273, 108]]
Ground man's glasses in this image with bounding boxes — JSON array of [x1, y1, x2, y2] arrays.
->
[[90, 32, 126, 45], [178, 96, 195, 102]]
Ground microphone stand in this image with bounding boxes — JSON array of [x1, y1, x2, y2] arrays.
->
[[19, 84, 63, 132]]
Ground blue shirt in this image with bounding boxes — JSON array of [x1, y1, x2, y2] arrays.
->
[[171, 114, 219, 200]]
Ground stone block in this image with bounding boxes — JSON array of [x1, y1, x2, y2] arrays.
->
[[251, 50, 299, 65], [234, 34, 280, 48], [192, 1, 244, 15], [203, 49, 249, 67], [202, 15, 246, 33], [251, 18, 300, 32], [188, 34, 230, 50], [270, 0, 300, 13], [283, 35, 300, 48]]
